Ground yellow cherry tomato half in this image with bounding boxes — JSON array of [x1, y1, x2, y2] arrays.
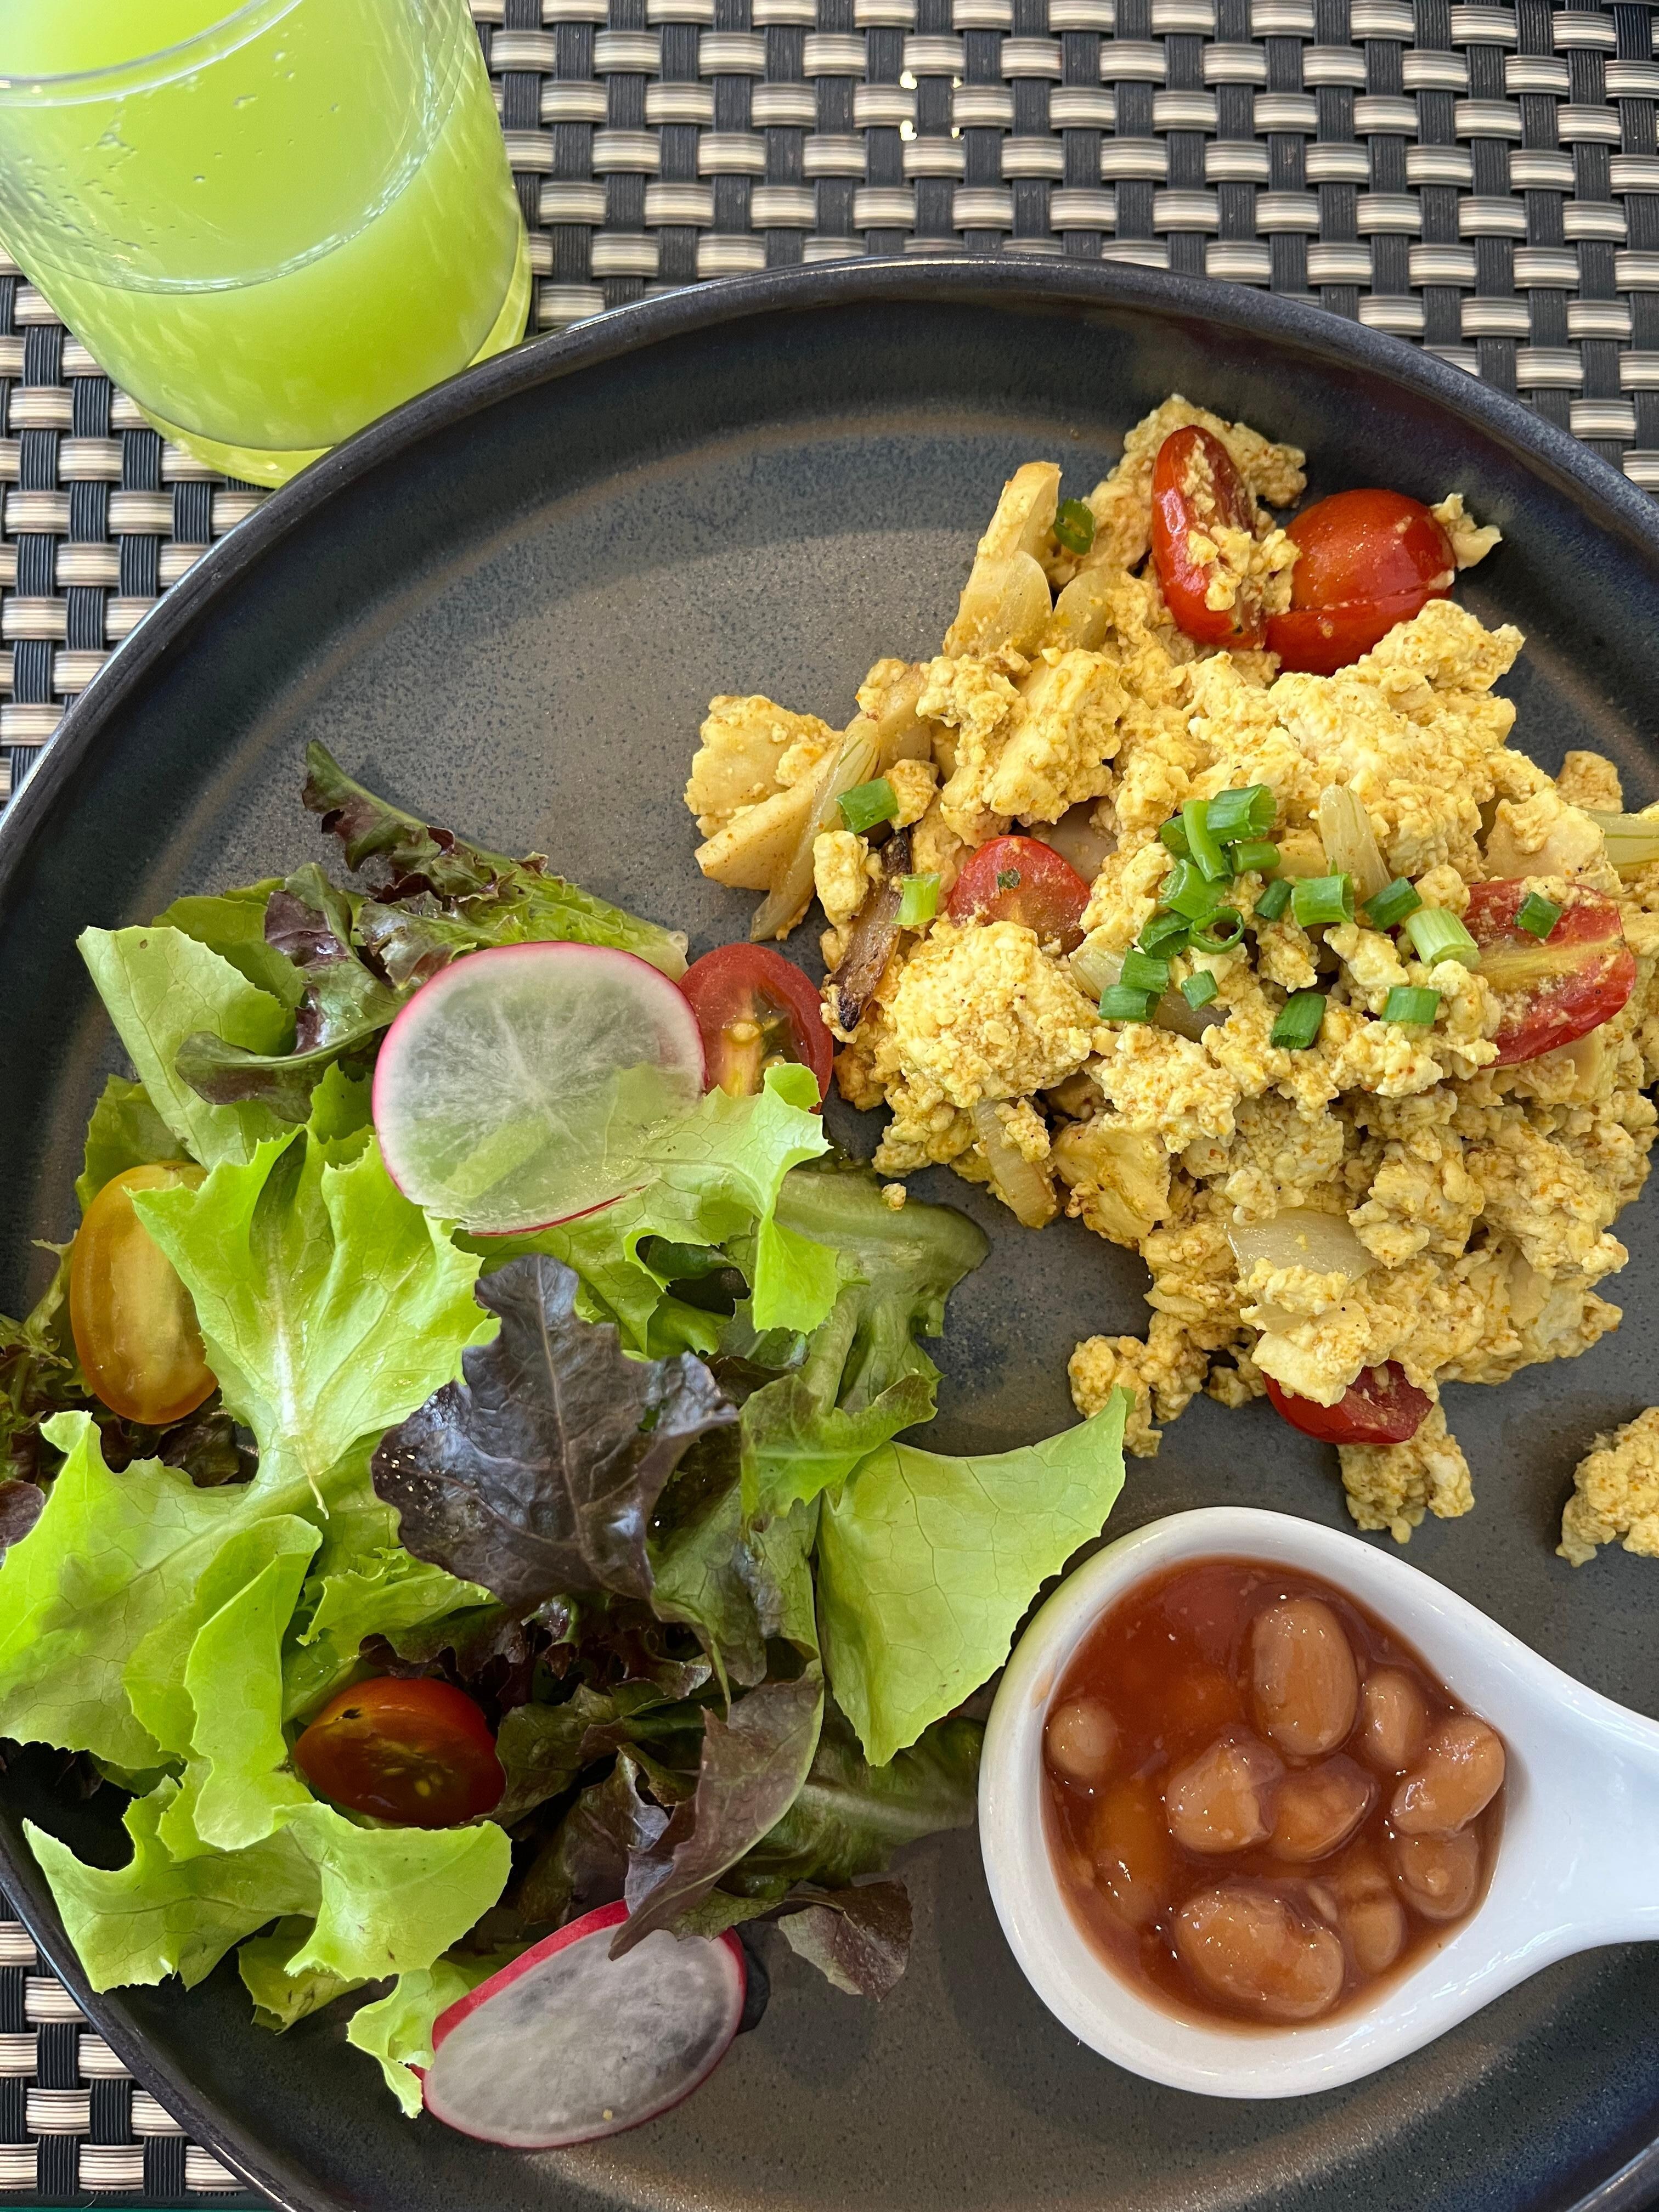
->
[[69, 1163, 216, 1426]]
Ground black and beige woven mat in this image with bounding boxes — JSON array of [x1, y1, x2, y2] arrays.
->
[[1, 1895, 242, 2202], [3, 0, 1658, 2200]]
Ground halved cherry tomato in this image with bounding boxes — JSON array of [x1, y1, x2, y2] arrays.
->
[[1266, 490, 1455, 674], [1150, 426, 1265, 647], [1263, 589, 1428, 679], [680, 943, 832, 1104], [946, 834, 1090, 952], [1464, 878, 1635, 1066], [69, 1163, 215, 1426], [294, 1676, 505, 1829], [1265, 1362, 1431, 1447]]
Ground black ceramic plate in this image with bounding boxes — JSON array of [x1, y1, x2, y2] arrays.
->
[[2, 262, 1658, 2212]]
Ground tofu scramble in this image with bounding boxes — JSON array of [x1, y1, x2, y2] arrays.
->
[[684, 396, 1659, 1561]]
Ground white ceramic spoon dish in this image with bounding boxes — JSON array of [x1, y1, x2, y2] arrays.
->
[[979, 1504, 1659, 2100]]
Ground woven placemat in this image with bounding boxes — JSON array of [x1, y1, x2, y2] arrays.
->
[[3, 0, 1658, 2202], [1, 1891, 242, 2203]]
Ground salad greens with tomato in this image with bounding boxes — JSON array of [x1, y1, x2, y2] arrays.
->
[[0, 746, 1126, 2117]]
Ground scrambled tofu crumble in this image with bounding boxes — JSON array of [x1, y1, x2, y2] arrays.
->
[[1560, 1408, 1659, 1565], [685, 396, 1659, 1553]]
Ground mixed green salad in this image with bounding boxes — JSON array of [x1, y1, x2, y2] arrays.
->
[[0, 748, 1126, 2117]]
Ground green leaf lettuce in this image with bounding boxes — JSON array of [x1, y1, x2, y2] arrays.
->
[[736, 1161, 988, 1515], [133, 1130, 493, 1513], [817, 1393, 1129, 1764], [346, 1960, 494, 2118], [2, 1127, 507, 2014], [238, 1917, 363, 2032], [482, 1063, 837, 1345], [77, 926, 292, 1168], [26, 1785, 509, 1995], [75, 1076, 188, 1212], [151, 883, 305, 1009]]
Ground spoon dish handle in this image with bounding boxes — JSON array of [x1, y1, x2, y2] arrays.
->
[[1530, 1697, 1659, 1951]]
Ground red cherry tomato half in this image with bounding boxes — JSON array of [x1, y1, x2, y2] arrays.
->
[[294, 1677, 505, 1829], [679, 943, 832, 1105], [1266, 490, 1456, 674], [946, 834, 1091, 952], [1150, 426, 1265, 647], [1463, 878, 1636, 1067], [1265, 1362, 1431, 1447], [1262, 589, 1430, 679]]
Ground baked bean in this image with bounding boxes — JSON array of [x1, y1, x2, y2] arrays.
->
[[1043, 1558, 1505, 2029], [1321, 1852, 1408, 1975], [1045, 1696, 1120, 1783], [1173, 1884, 1347, 2022], [1344, 1892, 1407, 1974], [1302, 1880, 1340, 1925], [1090, 1774, 1173, 1927], [1325, 1845, 1388, 1903], [1390, 1716, 1505, 1836], [1391, 1829, 1481, 1922], [1357, 1668, 1429, 1774], [1165, 1734, 1284, 1854], [1251, 1597, 1359, 1758], [1268, 1757, 1374, 1863]]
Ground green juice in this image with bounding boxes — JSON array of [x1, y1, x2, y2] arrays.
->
[[0, 0, 530, 484]]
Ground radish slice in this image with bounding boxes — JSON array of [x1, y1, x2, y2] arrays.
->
[[372, 943, 706, 1233], [422, 1901, 745, 2148]]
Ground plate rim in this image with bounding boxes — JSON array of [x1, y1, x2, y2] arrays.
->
[[3, 255, 1659, 2212]]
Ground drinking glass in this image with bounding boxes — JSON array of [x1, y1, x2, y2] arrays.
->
[[0, 0, 532, 486]]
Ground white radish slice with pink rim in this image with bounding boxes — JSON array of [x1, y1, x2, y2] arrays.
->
[[422, 1901, 746, 2148], [373, 942, 706, 1233]]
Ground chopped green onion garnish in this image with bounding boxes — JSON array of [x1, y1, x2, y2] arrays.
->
[[1053, 497, 1097, 556], [1362, 877, 1423, 931], [1099, 984, 1157, 1022], [996, 865, 1021, 890], [1191, 908, 1246, 953], [1404, 906, 1481, 969], [897, 871, 941, 929], [1253, 877, 1294, 922], [1205, 784, 1276, 843], [1271, 989, 1327, 1051], [1183, 798, 1232, 883], [1159, 818, 1192, 860], [1139, 910, 1191, 956], [1181, 970, 1220, 1011], [1383, 985, 1441, 1026], [839, 777, 898, 834], [1290, 873, 1356, 929], [1120, 947, 1170, 994], [1231, 839, 1280, 876], [1516, 891, 1564, 940], [1165, 859, 1228, 923]]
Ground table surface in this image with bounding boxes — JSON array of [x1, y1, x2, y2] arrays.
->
[[3, 0, 1658, 2202]]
